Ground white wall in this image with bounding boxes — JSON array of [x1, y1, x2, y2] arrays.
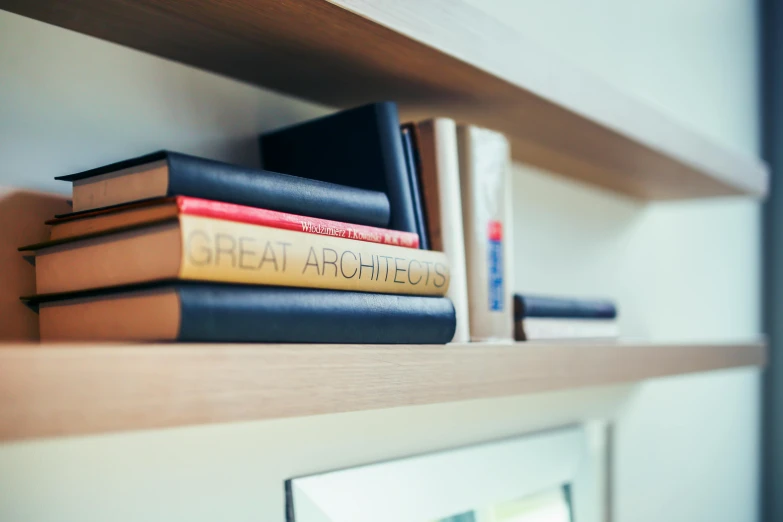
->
[[0, 387, 631, 522], [0, 11, 328, 192], [467, 1, 762, 521], [511, 164, 760, 522], [465, 0, 759, 155], [0, 2, 761, 521]]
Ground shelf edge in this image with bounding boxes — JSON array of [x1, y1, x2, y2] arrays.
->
[[0, 340, 766, 442]]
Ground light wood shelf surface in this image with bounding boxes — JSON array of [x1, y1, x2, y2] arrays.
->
[[0, 0, 768, 199], [0, 340, 765, 442]]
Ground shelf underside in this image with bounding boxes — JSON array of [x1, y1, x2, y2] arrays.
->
[[0, 0, 768, 199], [0, 340, 765, 442]]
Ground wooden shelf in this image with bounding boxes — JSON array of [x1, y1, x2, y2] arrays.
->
[[0, 0, 769, 199], [0, 340, 765, 442]]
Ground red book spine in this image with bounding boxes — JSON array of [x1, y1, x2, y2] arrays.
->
[[177, 196, 420, 248]]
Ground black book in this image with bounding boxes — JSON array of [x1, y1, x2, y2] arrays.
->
[[260, 102, 417, 235], [401, 124, 429, 250], [56, 151, 391, 227], [29, 282, 457, 344], [513, 294, 617, 320]]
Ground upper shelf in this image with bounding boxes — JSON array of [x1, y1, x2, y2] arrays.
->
[[0, 340, 766, 442], [0, 0, 769, 199]]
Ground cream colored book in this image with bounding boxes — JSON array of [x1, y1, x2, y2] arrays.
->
[[516, 318, 619, 341], [413, 119, 470, 342], [22, 215, 451, 296], [457, 126, 514, 341]]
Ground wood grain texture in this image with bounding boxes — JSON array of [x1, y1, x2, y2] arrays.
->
[[0, 340, 765, 441], [0, 0, 768, 199]]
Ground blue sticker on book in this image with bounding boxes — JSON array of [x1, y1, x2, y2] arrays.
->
[[488, 220, 504, 311]]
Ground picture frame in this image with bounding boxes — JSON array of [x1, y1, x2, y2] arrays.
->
[[287, 423, 607, 522]]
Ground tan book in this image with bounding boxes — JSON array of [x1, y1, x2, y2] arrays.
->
[[413, 119, 470, 342], [22, 215, 450, 296], [457, 126, 514, 341], [48, 198, 181, 240]]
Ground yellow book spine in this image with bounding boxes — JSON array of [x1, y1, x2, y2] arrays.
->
[[177, 215, 450, 296]]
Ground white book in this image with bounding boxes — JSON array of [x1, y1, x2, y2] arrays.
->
[[517, 318, 620, 341], [457, 126, 514, 341], [414, 119, 470, 342]]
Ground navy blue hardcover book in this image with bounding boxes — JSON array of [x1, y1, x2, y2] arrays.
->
[[259, 102, 417, 235], [513, 294, 617, 320], [56, 151, 391, 227], [401, 124, 429, 249], [30, 282, 457, 344]]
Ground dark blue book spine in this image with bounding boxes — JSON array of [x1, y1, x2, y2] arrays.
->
[[513, 294, 617, 320], [374, 103, 418, 233], [178, 285, 456, 344], [259, 102, 417, 234], [165, 153, 390, 227], [401, 125, 429, 250], [56, 151, 391, 227]]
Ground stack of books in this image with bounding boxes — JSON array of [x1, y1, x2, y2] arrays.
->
[[261, 103, 514, 342], [20, 148, 457, 344], [19, 102, 545, 345], [513, 294, 619, 341]]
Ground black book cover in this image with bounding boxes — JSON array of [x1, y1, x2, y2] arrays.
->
[[57, 151, 391, 228], [28, 282, 457, 344], [401, 124, 429, 250], [513, 294, 617, 320], [259, 102, 417, 234]]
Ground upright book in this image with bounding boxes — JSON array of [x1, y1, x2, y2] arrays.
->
[[29, 282, 457, 344], [458, 126, 514, 341], [412, 119, 471, 342], [55, 151, 391, 227], [260, 102, 421, 238], [400, 124, 429, 249], [22, 215, 450, 296]]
